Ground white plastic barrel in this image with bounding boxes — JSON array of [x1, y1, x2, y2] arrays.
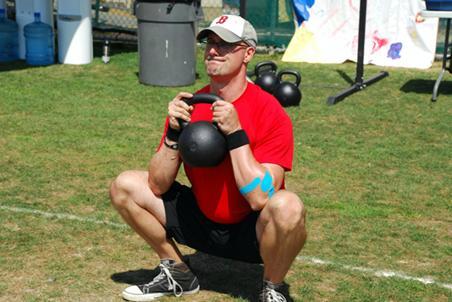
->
[[15, 0, 53, 59], [57, 0, 93, 65]]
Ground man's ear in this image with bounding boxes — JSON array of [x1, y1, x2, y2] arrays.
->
[[243, 47, 256, 64]]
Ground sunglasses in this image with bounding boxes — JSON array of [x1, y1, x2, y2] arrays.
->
[[200, 39, 248, 53]]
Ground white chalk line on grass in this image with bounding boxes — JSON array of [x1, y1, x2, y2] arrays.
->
[[297, 256, 452, 290], [1, 204, 451, 291], [0, 205, 127, 229]]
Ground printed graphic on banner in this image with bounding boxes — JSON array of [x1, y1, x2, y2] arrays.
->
[[284, 0, 439, 69]]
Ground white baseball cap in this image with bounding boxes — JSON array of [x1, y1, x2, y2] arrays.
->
[[197, 15, 258, 48]]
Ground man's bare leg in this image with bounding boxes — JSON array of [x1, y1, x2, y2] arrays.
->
[[109, 170, 183, 262], [256, 190, 307, 283]]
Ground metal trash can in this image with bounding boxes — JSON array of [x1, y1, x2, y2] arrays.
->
[[136, 0, 197, 86]]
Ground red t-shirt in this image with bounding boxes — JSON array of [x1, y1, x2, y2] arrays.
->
[[160, 82, 294, 224]]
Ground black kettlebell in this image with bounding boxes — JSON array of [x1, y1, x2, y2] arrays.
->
[[273, 70, 302, 107], [254, 61, 279, 94], [178, 93, 227, 167]]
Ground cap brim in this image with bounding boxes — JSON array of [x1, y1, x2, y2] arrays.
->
[[196, 26, 243, 43]]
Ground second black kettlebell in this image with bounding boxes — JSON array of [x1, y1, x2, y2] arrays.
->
[[254, 61, 279, 94], [178, 93, 227, 167], [273, 70, 302, 107]]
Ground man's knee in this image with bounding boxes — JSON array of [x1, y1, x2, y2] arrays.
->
[[267, 191, 306, 233], [110, 170, 144, 208]]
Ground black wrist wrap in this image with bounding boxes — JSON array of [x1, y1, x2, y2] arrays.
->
[[226, 129, 249, 150], [166, 126, 180, 142]]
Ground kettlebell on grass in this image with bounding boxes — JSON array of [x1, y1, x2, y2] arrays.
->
[[273, 70, 302, 107], [178, 93, 227, 167], [254, 61, 279, 94]]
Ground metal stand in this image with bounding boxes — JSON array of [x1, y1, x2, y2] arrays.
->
[[327, 0, 389, 105], [420, 10, 452, 102], [432, 19, 451, 102]]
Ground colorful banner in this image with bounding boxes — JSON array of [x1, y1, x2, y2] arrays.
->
[[283, 0, 439, 69]]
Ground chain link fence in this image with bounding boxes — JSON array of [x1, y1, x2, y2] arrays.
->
[[4, 0, 295, 47], [3, 0, 296, 49]]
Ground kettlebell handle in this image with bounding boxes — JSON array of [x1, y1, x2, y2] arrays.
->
[[254, 61, 277, 76], [182, 93, 222, 106], [277, 70, 301, 87], [178, 93, 222, 129]]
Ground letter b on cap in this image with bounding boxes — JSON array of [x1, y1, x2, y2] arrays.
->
[[216, 16, 229, 24]]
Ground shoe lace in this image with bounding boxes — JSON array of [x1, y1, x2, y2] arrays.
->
[[143, 263, 184, 297], [261, 287, 287, 302]]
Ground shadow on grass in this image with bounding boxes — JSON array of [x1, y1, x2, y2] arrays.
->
[[0, 40, 137, 73], [400, 79, 452, 95], [0, 60, 31, 72], [111, 252, 294, 302], [335, 69, 355, 85]]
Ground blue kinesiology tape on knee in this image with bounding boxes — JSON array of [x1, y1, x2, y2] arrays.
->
[[239, 176, 261, 195], [260, 170, 275, 198]]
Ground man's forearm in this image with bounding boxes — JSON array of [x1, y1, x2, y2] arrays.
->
[[148, 144, 181, 196]]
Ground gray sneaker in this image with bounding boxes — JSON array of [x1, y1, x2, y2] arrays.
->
[[122, 259, 200, 301], [259, 280, 287, 302]]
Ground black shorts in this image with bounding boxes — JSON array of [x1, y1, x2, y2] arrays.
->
[[161, 181, 263, 264]]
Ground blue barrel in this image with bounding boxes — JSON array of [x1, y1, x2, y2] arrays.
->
[[0, 8, 19, 62], [24, 12, 54, 66]]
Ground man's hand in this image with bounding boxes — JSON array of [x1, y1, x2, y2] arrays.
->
[[211, 100, 242, 135], [168, 92, 194, 131]]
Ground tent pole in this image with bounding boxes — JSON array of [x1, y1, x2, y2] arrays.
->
[[240, 0, 247, 18]]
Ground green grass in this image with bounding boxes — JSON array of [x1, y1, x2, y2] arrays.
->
[[0, 43, 451, 301]]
